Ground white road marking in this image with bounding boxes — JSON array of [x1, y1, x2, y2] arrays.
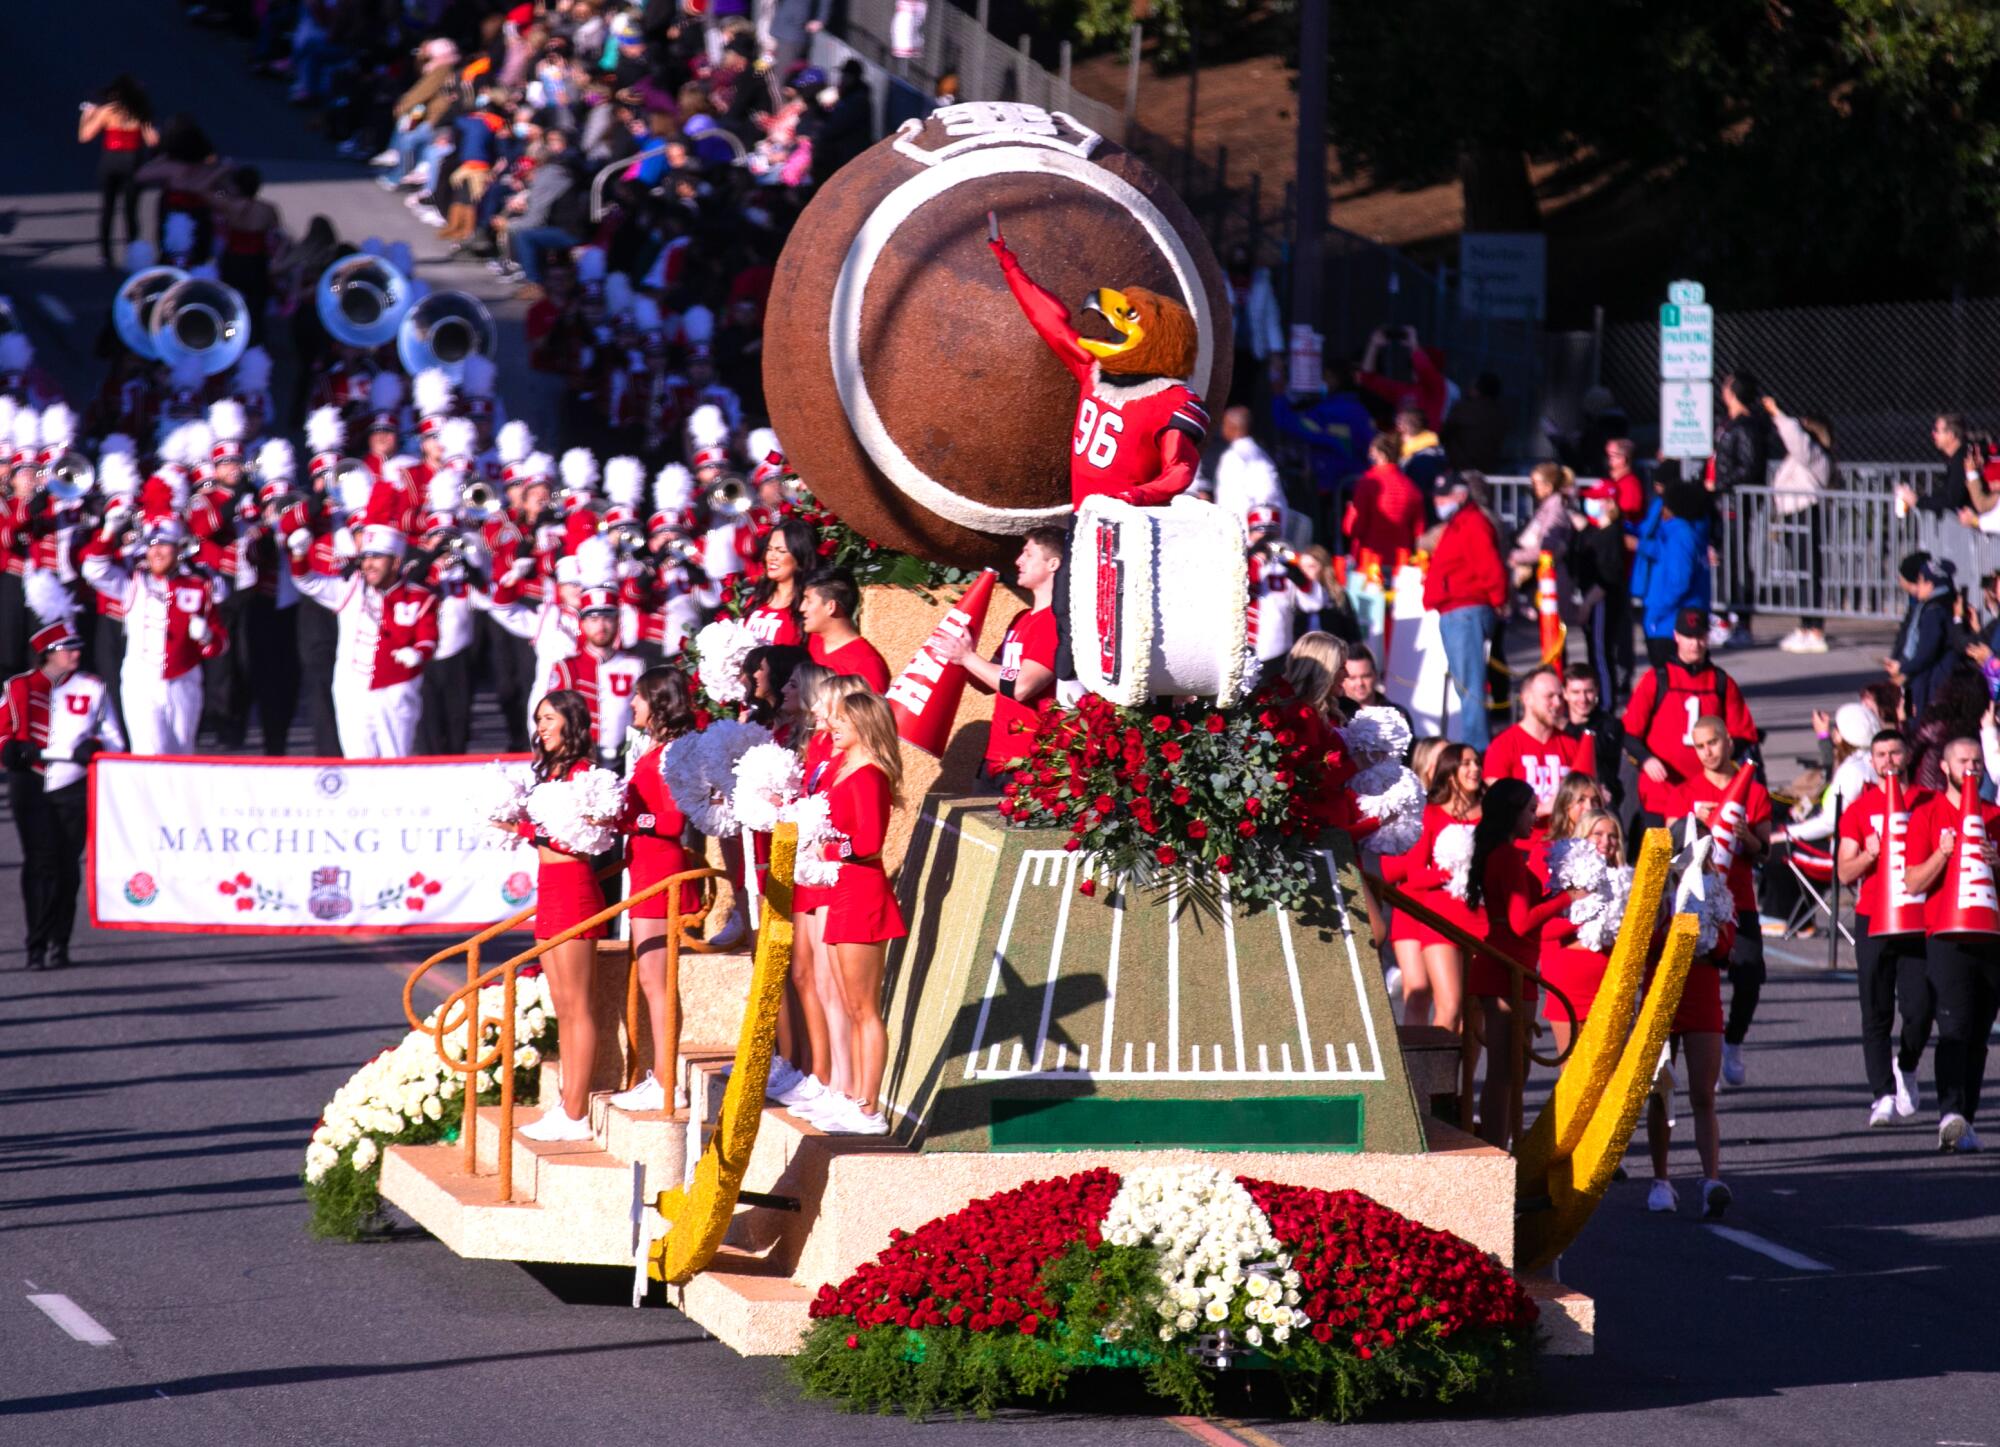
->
[[1704, 1225, 1833, 1272], [36, 293, 74, 325], [1220, 877, 1246, 1071], [1321, 850, 1386, 1078], [28, 1293, 115, 1346]]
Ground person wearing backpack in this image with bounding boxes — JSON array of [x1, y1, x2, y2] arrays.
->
[[1620, 608, 1759, 836]]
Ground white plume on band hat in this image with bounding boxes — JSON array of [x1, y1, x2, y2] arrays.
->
[[39, 403, 74, 454], [98, 431, 137, 460], [518, 450, 554, 485], [427, 470, 463, 514], [604, 455, 644, 511], [233, 345, 273, 394], [307, 405, 346, 458], [653, 462, 692, 515], [163, 212, 196, 258], [572, 533, 616, 588], [685, 403, 729, 451], [413, 367, 455, 419], [496, 419, 534, 469], [437, 416, 478, 463], [559, 447, 599, 494], [208, 398, 246, 447], [24, 569, 78, 635], [11, 407, 40, 456], [338, 465, 374, 514], [257, 438, 296, 483], [99, 451, 141, 497]]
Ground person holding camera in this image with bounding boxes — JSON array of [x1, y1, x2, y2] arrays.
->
[[1246, 505, 1327, 676], [3, 588, 125, 970]]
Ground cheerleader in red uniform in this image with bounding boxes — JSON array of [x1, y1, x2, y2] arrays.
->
[[608, 669, 704, 1114], [1379, 742, 1483, 1034], [1466, 778, 1589, 1148], [1530, 771, 1606, 884], [1539, 809, 1625, 1057], [778, 670, 879, 1123], [812, 690, 907, 1136], [514, 690, 621, 1141], [741, 518, 815, 646], [1644, 861, 1737, 1219]]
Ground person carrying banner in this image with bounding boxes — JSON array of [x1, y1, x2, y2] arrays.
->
[[2, 585, 125, 970]]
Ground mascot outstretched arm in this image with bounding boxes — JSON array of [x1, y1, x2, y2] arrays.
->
[[988, 214, 1208, 510]]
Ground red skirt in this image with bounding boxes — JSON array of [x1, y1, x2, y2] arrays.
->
[[822, 861, 907, 946], [1541, 944, 1610, 1023], [536, 859, 607, 940], [1468, 933, 1538, 1007], [1670, 960, 1725, 1035], [628, 838, 702, 923], [1389, 886, 1476, 949]]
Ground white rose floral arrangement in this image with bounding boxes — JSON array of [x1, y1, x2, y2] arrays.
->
[[302, 974, 558, 1240]]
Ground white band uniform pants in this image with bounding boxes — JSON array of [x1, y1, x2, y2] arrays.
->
[[121, 668, 203, 756], [333, 677, 422, 759]]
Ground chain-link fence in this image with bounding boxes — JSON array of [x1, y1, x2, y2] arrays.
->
[[1600, 296, 2000, 464]]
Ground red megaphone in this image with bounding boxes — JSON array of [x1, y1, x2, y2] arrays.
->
[[1705, 761, 1758, 877], [1866, 772, 1930, 937], [1933, 773, 2000, 938], [886, 568, 997, 758]]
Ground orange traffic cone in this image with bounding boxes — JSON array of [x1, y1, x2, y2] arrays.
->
[[886, 569, 997, 757], [1536, 550, 1565, 664]]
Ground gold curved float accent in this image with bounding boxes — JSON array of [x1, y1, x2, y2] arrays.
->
[[1513, 827, 1672, 1192], [649, 824, 797, 1286], [1515, 912, 1698, 1273]]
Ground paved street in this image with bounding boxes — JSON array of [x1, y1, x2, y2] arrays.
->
[[4, 5, 1999, 1443]]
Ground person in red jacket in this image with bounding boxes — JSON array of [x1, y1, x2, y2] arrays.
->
[[801, 569, 890, 693], [1424, 471, 1509, 751], [1620, 609, 1759, 830], [1342, 435, 1423, 580]]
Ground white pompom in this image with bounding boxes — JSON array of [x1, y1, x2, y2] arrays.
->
[[732, 742, 802, 833], [467, 760, 534, 829], [789, 792, 842, 887], [1351, 761, 1423, 858], [1434, 822, 1476, 903], [665, 720, 773, 836], [693, 618, 759, 704]]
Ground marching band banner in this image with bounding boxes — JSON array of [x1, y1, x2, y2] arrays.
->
[[88, 755, 540, 935]]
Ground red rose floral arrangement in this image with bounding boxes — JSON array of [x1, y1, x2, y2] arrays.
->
[[997, 682, 1355, 911], [793, 1166, 1538, 1421]]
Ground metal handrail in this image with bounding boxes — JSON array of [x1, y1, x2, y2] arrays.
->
[[411, 864, 727, 1202], [1376, 880, 1580, 1146], [588, 143, 668, 222]]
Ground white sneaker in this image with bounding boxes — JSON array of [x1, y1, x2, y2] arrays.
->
[[1939, 1112, 1970, 1152], [521, 1105, 594, 1142], [1776, 628, 1808, 653], [1956, 1124, 1984, 1153], [1699, 1178, 1732, 1219], [790, 1089, 850, 1127], [765, 1054, 805, 1099], [1646, 1179, 1678, 1213], [1722, 1042, 1746, 1086], [608, 1071, 667, 1112], [774, 1074, 827, 1110], [1707, 622, 1734, 651], [817, 1097, 889, 1135], [368, 147, 401, 167], [1793, 631, 1828, 654], [1892, 1060, 1919, 1117], [1868, 1095, 1896, 1129]]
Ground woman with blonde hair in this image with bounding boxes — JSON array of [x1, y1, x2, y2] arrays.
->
[[806, 690, 906, 1134], [1541, 810, 1626, 1057], [1284, 631, 1349, 721], [771, 669, 872, 1117], [1511, 461, 1578, 588]]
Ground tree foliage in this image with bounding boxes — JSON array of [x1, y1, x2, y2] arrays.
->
[[1324, 0, 2000, 302]]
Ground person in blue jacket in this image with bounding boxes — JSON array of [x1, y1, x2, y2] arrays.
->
[[1635, 481, 1713, 666], [1891, 554, 1958, 721]]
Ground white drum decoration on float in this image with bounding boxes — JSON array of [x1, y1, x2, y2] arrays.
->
[[1068, 492, 1256, 707]]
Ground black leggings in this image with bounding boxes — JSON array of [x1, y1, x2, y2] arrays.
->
[[1725, 907, 1765, 1046], [99, 157, 140, 263]]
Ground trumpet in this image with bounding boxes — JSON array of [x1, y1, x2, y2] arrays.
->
[[703, 474, 752, 522], [460, 479, 501, 523]]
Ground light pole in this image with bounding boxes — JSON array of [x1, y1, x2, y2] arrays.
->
[[1292, 0, 1328, 337]]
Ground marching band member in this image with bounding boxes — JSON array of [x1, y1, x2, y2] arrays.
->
[[293, 407, 349, 754], [539, 583, 646, 768], [285, 522, 438, 758], [607, 667, 705, 1114], [557, 447, 602, 556], [90, 445, 143, 716], [78, 512, 226, 755], [802, 568, 890, 693], [242, 437, 302, 753], [199, 399, 253, 747], [3, 580, 124, 971], [628, 462, 709, 668], [410, 467, 483, 755]]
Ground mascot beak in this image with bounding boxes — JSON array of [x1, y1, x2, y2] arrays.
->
[[1077, 287, 1146, 360]]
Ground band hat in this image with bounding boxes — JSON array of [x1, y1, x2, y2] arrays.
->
[[1246, 505, 1281, 531], [143, 517, 187, 545], [359, 524, 407, 559], [579, 585, 620, 616], [30, 619, 83, 654]]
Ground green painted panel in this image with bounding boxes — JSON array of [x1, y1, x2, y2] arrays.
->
[[989, 1095, 1365, 1152]]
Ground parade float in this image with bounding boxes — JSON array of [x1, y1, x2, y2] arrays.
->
[[359, 101, 1705, 1420]]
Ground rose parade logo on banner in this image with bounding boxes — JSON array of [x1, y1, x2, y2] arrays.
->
[[89, 756, 538, 935]]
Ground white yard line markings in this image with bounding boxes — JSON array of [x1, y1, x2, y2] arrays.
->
[[1029, 852, 1081, 1072], [1704, 1225, 1833, 1272], [965, 854, 1035, 1079], [1220, 877, 1247, 1072], [1098, 869, 1125, 1072], [1274, 907, 1317, 1076], [1322, 850, 1386, 1079], [1166, 879, 1181, 1075], [28, 1293, 115, 1346]]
